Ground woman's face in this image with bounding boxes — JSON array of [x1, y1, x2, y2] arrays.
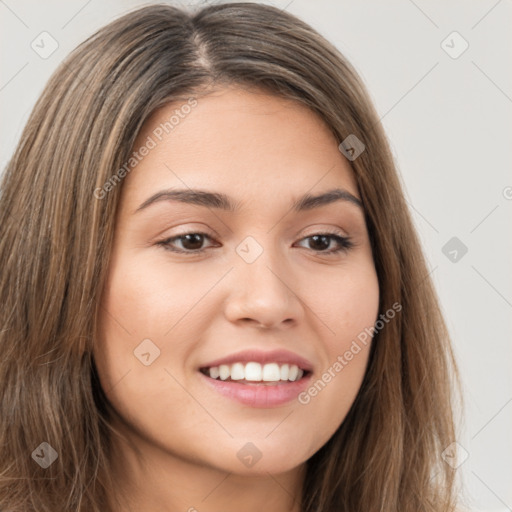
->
[[95, 86, 379, 477]]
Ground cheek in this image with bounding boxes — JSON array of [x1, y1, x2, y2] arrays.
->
[[309, 257, 380, 345], [93, 249, 221, 418], [93, 256, 207, 453], [297, 260, 379, 440], [100, 249, 216, 339], [93, 252, 183, 401]]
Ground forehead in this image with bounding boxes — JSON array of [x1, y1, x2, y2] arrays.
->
[[122, 86, 359, 210]]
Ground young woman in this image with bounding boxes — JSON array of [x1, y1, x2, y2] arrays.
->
[[0, 3, 463, 511]]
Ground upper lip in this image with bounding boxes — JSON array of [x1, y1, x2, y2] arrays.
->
[[200, 349, 314, 372]]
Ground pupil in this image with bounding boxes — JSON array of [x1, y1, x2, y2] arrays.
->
[[183, 234, 203, 250], [310, 235, 329, 251]]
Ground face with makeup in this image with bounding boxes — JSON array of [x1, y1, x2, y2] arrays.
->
[[94, 85, 379, 502]]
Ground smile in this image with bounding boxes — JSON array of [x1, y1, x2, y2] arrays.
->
[[200, 362, 307, 383], [198, 349, 313, 407]]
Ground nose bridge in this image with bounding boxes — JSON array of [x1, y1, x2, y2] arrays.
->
[[235, 234, 287, 290], [225, 233, 303, 327]]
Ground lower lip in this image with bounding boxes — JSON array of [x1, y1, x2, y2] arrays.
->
[[199, 372, 312, 407]]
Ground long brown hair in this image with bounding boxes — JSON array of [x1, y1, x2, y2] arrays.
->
[[0, 3, 462, 511]]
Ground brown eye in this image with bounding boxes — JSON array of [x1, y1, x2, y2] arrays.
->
[[158, 232, 216, 253], [296, 233, 354, 254], [177, 233, 207, 251], [157, 231, 353, 256], [306, 235, 331, 251]]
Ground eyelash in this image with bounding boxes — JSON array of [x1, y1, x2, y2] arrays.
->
[[156, 230, 354, 256]]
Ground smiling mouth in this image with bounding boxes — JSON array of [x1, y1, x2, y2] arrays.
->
[[200, 361, 309, 384]]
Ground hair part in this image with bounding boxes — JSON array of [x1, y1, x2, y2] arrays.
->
[[0, 3, 462, 511]]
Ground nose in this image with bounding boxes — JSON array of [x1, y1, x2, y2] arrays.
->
[[223, 245, 305, 330]]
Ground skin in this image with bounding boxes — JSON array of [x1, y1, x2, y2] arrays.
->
[[94, 85, 380, 512]]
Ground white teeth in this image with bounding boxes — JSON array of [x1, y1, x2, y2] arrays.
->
[[204, 362, 306, 382], [244, 362, 262, 381], [230, 362, 245, 380], [262, 363, 281, 381], [219, 364, 230, 380]]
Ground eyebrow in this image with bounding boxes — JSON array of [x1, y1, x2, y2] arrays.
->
[[135, 187, 363, 214]]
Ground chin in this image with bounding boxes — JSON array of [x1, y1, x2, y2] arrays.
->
[[199, 438, 313, 476]]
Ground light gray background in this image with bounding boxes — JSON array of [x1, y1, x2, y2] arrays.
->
[[1, 1, 511, 510]]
